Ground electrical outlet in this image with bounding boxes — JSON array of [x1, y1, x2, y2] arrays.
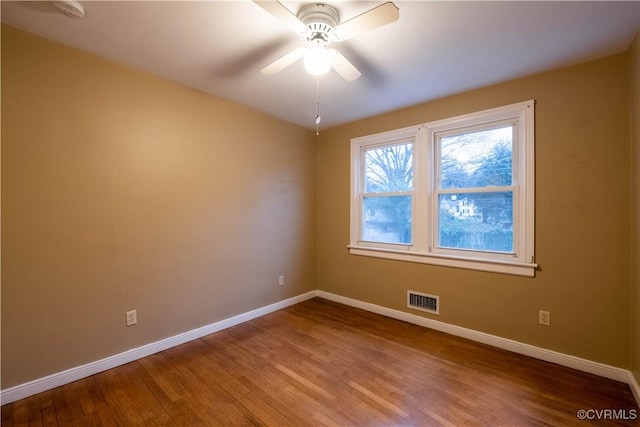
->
[[279, 275, 285, 286], [126, 310, 137, 327], [539, 310, 550, 326]]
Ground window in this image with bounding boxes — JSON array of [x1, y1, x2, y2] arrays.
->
[[362, 140, 413, 247], [350, 100, 536, 276]]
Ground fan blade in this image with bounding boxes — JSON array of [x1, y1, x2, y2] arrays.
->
[[254, 1, 307, 35], [261, 47, 306, 75], [331, 50, 361, 81], [333, 2, 399, 41]]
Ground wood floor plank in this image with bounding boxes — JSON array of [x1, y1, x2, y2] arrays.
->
[[2, 298, 638, 426], [347, 380, 410, 418], [22, 395, 42, 427], [82, 377, 119, 427], [275, 364, 336, 401], [38, 392, 57, 426]]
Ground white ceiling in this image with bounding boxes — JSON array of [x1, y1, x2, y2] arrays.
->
[[2, 1, 639, 130]]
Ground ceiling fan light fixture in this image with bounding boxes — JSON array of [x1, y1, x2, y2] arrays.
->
[[304, 41, 333, 76]]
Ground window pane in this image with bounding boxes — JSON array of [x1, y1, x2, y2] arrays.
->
[[362, 195, 412, 244], [440, 126, 512, 189], [438, 192, 513, 252], [364, 143, 413, 193]]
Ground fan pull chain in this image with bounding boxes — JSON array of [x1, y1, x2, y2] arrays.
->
[[315, 76, 321, 135]]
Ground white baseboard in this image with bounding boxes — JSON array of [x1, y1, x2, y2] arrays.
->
[[3, 289, 639, 409], [0, 291, 317, 405], [630, 371, 640, 407], [316, 291, 636, 389]]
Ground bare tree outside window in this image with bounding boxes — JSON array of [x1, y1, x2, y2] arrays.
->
[[362, 143, 413, 244]]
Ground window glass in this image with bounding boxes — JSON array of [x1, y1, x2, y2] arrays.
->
[[362, 141, 413, 245], [364, 143, 413, 193], [437, 125, 515, 253], [362, 195, 412, 244], [438, 192, 513, 252], [440, 126, 513, 189]]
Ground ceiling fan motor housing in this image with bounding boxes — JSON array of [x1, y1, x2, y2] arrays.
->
[[298, 4, 339, 43]]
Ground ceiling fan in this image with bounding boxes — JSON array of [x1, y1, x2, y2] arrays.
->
[[254, 1, 399, 81]]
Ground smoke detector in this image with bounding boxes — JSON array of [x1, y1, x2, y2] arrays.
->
[[52, 0, 85, 18]]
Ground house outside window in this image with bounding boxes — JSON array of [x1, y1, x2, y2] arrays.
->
[[349, 100, 536, 276]]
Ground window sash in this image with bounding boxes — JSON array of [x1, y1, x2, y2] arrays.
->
[[428, 105, 527, 263], [435, 122, 517, 191], [432, 188, 518, 259], [360, 142, 414, 194], [360, 193, 414, 249]]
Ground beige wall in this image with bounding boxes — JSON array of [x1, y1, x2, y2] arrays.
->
[[1, 26, 316, 388], [2, 22, 637, 392], [317, 53, 632, 368], [631, 32, 640, 384]]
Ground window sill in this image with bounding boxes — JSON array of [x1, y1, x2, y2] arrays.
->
[[348, 245, 537, 277]]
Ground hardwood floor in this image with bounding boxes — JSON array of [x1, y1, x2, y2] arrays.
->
[[2, 297, 638, 426]]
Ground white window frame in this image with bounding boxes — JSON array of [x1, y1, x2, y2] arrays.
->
[[356, 127, 417, 252], [349, 100, 536, 277]]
